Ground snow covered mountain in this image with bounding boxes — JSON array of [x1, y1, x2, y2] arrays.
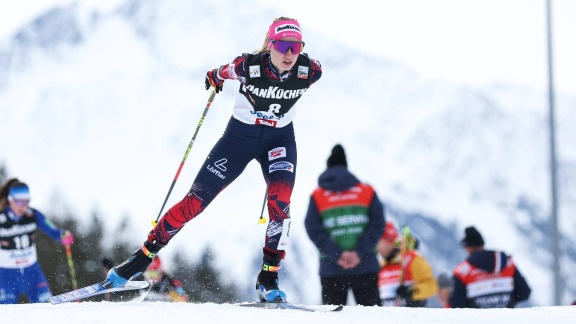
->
[[1, 0, 575, 306]]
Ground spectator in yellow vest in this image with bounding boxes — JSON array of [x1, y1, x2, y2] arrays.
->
[[376, 221, 438, 307]]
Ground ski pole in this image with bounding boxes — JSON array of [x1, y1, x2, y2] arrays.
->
[[257, 186, 268, 225], [64, 244, 78, 291], [152, 87, 217, 226]]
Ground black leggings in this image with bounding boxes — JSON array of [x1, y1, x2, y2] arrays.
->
[[153, 117, 296, 255], [321, 273, 381, 306]]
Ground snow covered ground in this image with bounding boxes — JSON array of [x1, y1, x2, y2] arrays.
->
[[2, 301, 575, 324]]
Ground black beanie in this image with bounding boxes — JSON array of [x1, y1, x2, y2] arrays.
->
[[327, 144, 347, 168], [460, 226, 485, 247]]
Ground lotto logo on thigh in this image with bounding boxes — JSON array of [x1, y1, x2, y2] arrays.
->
[[269, 161, 294, 173], [268, 147, 286, 161]]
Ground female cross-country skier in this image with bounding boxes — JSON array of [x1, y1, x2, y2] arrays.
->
[[0, 178, 74, 304], [105, 17, 322, 302]]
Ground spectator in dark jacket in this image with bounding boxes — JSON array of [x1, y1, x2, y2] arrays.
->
[[305, 144, 385, 306], [449, 226, 531, 308]]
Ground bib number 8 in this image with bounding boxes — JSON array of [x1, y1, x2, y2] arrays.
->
[[268, 104, 281, 114]]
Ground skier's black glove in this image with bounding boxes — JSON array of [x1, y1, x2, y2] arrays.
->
[[205, 69, 224, 93], [395, 285, 412, 299]]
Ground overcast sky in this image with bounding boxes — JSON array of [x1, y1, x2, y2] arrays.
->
[[1, 0, 575, 96]]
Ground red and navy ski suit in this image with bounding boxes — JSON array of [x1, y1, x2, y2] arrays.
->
[[152, 52, 322, 258]]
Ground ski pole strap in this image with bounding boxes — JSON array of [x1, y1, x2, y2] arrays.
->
[[262, 264, 281, 272]]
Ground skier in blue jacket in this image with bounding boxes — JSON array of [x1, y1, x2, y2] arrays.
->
[[0, 178, 74, 304]]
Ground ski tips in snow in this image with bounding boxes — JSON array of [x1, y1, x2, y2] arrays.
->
[[49, 281, 149, 304]]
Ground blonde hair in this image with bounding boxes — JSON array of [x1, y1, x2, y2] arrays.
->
[[257, 17, 299, 53]]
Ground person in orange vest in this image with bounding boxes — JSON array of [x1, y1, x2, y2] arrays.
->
[[376, 221, 438, 307], [449, 226, 531, 308], [305, 144, 385, 306]]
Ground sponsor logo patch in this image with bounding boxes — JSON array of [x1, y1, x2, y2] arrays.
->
[[275, 24, 301, 34], [214, 158, 227, 171], [297, 66, 309, 79], [242, 85, 307, 99], [249, 65, 260, 78], [268, 147, 286, 161], [256, 118, 277, 127], [269, 161, 294, 173], [207, 162, 226, 179]]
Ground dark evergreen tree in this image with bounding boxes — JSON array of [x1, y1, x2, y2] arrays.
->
[[34, 203, 108, 293], [35, 209, 80, 298]]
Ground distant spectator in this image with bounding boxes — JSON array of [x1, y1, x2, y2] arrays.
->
[[305, 144, 385, 306], [376, 222, 438, 307], [0, 178, 74, 304], [143, 256, 189, 302], [427, 272, 452, 308], [449, 226, 531, 308]]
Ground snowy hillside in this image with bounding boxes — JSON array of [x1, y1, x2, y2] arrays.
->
[[1, 0, 575, 306]]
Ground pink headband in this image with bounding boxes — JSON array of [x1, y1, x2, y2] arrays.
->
[[268, 20, 302, 41]]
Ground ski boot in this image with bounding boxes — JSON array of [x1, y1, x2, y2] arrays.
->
[[102, 233, 166, 288], [256, 249, 286, 302]]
